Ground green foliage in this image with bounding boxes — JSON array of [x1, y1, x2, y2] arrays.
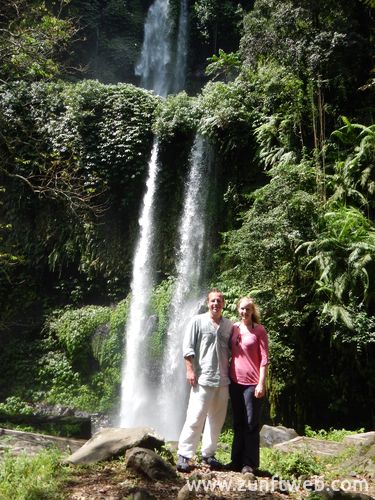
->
[[300, 205, 375, 336], [304, 426, 364, 441], [198, 80, 254, 151], [0, 448, 68, 500], [206, 49, 241, 82], [0, 397, 33, 416], [0, 0, 77, 82], [0, 80, 158, 331], [328, 118, 375, 208], [191, 0, 244, 52], [215, 428, 233, 464], [48, 306, 110, 362], [154, 92, 200, 143], [36, 300, 129, 411], [240, 0, 371, 92], [149, 278, 175, 360], [261, 448, 323, 479]]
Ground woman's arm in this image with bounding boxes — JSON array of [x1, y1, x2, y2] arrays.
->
[[255, 365, 267, 398]]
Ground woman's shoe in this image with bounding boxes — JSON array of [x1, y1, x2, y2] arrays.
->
[[241, 465, 255, 476], [224, 462, 242, 472]]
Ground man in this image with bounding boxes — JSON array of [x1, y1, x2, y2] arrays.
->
[[176, 289, 232, 473]]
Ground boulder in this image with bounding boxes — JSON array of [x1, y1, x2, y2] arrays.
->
[[343, 432, 375, 447], [65, 427, 164, 465], [260, 424, 299, 448], [125, 447, 176, 480]]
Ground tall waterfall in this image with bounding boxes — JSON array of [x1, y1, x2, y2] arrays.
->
[[154, 136, 212, 440], [172, 0, 188, 93], [135, 0, 172, 97], [121, 0, 198, 435], [120, 141, 160, 427]]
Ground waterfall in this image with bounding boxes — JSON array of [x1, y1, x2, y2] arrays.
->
[[172, 0, 189, 93], [153, 136, 212, 440], [135, 0, 172, 97], [120, 141, 160, 427], [120, 0, 194, 433]]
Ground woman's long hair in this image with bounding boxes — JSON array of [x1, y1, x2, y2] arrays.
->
[[237, 297, 261, 324]]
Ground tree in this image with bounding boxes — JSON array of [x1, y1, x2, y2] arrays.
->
[[300, 205, 375, 333], [0, 0, 78, 82], [205, 49, 241, 82], [328, 118, 375, 212]]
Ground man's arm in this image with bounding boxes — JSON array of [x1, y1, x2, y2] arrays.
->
[[185, 356, 197, 386]]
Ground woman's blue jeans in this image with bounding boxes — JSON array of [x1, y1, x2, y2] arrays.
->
[[229, 381, 262, 469]]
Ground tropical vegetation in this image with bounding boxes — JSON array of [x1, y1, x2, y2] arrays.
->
[[0, 0, 374, 436]]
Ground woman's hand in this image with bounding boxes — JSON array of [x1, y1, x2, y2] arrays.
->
[[255, 383, 265, 398]]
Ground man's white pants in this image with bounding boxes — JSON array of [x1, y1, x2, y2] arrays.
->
[[177, 384, 229, 459]]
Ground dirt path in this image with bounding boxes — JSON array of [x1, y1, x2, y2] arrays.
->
[[64, 462, 306, 499]]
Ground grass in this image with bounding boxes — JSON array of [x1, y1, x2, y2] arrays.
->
[[0, 448, 70, 500]]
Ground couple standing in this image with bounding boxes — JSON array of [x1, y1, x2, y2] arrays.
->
[[176, 289, 269, 474]]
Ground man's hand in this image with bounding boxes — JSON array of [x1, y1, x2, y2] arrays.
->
[[185, 356, 197, 386], [186, 366, 197, 386]]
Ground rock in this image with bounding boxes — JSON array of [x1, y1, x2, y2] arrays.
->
[[125, 447, 176, 480], [125, 487, 157, 500], [242, 471, 256, 481], [260, 424, 299, 448], [273, 436, 346, 456], [65, 427, 164, 465], [312, 487, 373, 499], [343, 432, 375, 447], [0, 427, 86, 458], [339, 443, 375, 480], [177, 483, 196, 499]]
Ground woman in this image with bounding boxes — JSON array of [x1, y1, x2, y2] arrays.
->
[[228, 297, 269, 474]]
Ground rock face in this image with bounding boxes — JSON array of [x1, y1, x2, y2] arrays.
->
[[65, 427, 164, 465], [126, 447, 177, 480], [260, 424, 299, 448]]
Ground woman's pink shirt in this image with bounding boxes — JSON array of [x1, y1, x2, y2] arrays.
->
[[229, 322, 269, 385]]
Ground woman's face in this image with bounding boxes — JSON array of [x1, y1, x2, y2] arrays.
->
[[238, 299, 253, 324]]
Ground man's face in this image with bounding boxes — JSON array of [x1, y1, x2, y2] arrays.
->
[[208, 292, 224, 317]]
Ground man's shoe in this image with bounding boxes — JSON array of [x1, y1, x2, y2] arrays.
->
[[176, 455, 191, 473], [201, 455, 224, 470]]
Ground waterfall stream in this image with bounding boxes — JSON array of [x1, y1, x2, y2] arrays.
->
[[120, 141, 160, 427], [156, 136, 211, 440], [172, 0, 188, 93], [135, 0, 172, 97]]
